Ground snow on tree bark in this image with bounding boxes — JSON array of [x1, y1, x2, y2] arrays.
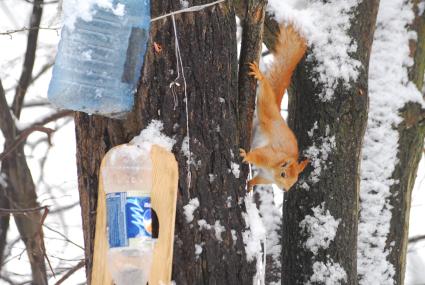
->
[[74, 1, 266, 284], [260, 0, 380, 284]]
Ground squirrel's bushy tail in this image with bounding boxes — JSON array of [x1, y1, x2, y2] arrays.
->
[[267, 24, 307, 108]]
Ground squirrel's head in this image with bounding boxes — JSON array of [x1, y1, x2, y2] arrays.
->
[[273, 158, 309, 191]]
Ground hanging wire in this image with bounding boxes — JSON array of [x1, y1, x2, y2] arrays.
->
[[169, 14, 192, 193]]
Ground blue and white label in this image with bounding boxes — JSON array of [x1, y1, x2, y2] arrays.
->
[[106, 192, 152, 248]]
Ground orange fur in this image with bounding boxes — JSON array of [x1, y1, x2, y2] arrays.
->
[[268, 25, 307, 108], [240, 25, 308, 191]]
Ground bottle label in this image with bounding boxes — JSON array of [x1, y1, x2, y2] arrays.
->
[[106, 192, 152, 248]]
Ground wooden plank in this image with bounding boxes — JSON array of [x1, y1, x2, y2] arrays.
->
[[91, 154, 113, 285], [91, 144, 178, 285], [149, 145, 179, 285]]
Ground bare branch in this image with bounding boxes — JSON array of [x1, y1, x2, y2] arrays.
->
[[18, 0, 59, 5], [0, 110, 73, 160], [32, 110, 74, 127], [23, 100, 50, 108], [0, 79, 16, 138], [0, 26, 60, 38], [12, 0, 45, 118], [49, 202, 79, 214], [409, 235, 425, 244], [38, 207, 55, 278], [0, 205, 48, 215], [0, 126, 55, 161], [0, 185, 10, 271], [29, 61, 54, 87], [43, 225, 84, 250], [54, 260, 85, 285]]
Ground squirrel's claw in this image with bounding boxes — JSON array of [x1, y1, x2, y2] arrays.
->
[[239, 148, 248, 163], [247, 180, 254, 192], [248, 62, 264, 81]]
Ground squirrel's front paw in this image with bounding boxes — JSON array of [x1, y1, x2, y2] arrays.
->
[[247, 179, 254, 192], [248, 62, 263, 81], [239, 148, 248, 163]]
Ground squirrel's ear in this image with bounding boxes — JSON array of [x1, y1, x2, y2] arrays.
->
[[297, 159, 309, 173]]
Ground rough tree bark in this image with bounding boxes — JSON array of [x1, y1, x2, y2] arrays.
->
[[386, 1, 425, 283], [0, 80, 47, 285], [234, 1, 283, 283], [256, 1, 379, 284], [75, 0, 264, 284], [0, 81, 10, 269], [0, 0, 48, 282], [0, 186, 8, 268]]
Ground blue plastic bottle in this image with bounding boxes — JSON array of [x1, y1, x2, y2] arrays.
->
[[48, 0, 150, 118]]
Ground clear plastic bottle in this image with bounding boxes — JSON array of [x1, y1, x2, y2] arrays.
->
[[48, 0, 150, 118], [102, 142, 154, 285]]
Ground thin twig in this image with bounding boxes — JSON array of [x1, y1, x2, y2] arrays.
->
[[22, 100, 50, 108], [0, 206, 48, 215], [54, 260, 85, 285], [29, 61, 54, 86], [409, 235, 425, 244], [12, 0, 46, 118], [3, 111, 73, 158], [0, 126, 55, 161], [38, 207, 55, 278], [0, 79, 16, 137], [19, 0, 59, 5], [0, 26, 59, 38], [32, 110, 74, 127], [43, 224, 84, 250]]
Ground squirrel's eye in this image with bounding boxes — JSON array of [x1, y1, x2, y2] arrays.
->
[[281, 172, 286, 178], [282, 162, 288, 168]]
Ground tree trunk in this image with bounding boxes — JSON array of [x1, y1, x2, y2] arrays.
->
[[75, 1, 262, 283], [386, 1, 425, 283], [0, 186, 10, 269], [1, 80, 47, 285], [279, 1, 379, 284]]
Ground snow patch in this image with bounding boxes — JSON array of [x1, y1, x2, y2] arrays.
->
[[226, 196, 232, 208], [300, 203, 340, 255], [183, 198, 199, 223], [214, 221, 225, 242], [63, 0, 126, 31], [197, 219, 225, 242], [308, 260, 347, 285], [267, 0, 361, 100], [181, 136, 195, 165], [180, 0, 189, 9], [230, 162, 240, 178], [231, 229, 237, 242], [304, 125, 336, 185], [194, 243, 203, 259], [358, 0, 423, 284], [0, 173, 7, 188], [198, 219, 211, 230], [242, 194, 266, 261], [258, 186, 282, 281], [208, 173, 217, 183], [130, 120, 176, 152]]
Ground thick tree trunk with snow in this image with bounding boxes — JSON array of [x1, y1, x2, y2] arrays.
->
[[263, 1, 379, 284], [386, 1, 425, 283], [75, 1, 262, 284]]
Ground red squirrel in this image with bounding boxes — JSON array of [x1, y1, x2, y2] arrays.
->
[[240, 24, 309, 191]]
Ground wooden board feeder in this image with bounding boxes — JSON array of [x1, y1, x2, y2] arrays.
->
[[91, 144, 178, 285]]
